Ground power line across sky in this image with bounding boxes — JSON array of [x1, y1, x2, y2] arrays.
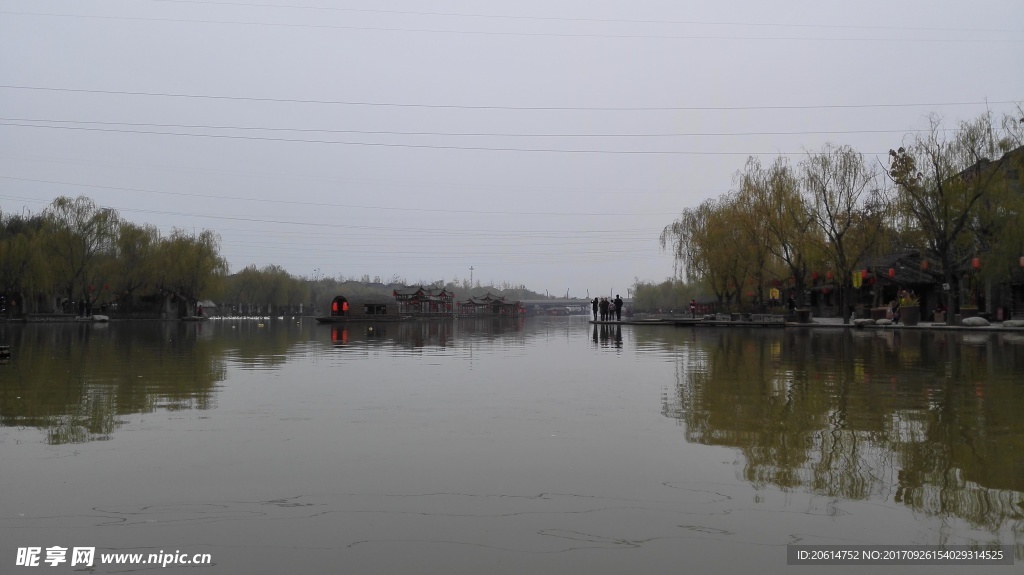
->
[[0, 85, 1015, 111], [2, 0, 1021, 292]]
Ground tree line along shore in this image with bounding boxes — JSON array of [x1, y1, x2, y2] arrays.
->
[[655, 109, 1024, 325], [0, 196, 547, 319]]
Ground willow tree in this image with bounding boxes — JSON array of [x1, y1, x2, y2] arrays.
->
[[44, 196, 120, 309], [226, 264, 262, 314], [661, 195, 745, 308], [0, 211, 52, 315], [630, 277, 696, 313], [253, 264, 293, 314], [661, 201, 708, 289], [738, 156, 820, 308], [285, 274, 309, 310], [157, 229, 228, 313], [734, 159, 777, 309], [110, 222, 161, 316], [801, 144, 887, 324], [887, 112, 1020, 323]]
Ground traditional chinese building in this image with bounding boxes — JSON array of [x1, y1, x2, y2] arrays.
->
[[392, 286, 455, 316], [457, 292, 524, 317]]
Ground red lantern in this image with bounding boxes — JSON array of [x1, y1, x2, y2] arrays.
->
[[972, 257, 981, 270], [920, 259, 929, 270], [888, 268, 895, 278], [1019, 256, 1024, 268], [822, 288, 830, 295], [811, 272, 819, 280], [826, 271, 834, 280], [861, 269, 868, 279]]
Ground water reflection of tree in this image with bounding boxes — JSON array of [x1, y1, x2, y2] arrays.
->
[[222, 319, 311, 369], [455, 317, 526, 342], [0, 323, 227, 444], [653, 328, 1024, 547]]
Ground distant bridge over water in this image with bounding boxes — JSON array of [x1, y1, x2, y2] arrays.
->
[[519, 298, 633, 314]]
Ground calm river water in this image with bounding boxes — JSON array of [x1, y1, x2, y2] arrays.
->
[[1, 316, 1021, 573]]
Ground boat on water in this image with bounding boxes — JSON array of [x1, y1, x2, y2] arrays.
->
[[315, 295, 409, 323]]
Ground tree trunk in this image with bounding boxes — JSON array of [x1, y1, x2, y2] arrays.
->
[[840, 284, 850, 324]]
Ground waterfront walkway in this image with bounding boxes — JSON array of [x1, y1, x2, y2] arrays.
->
[[592, 316, 1024, 333]]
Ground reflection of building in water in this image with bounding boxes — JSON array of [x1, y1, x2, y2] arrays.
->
[[329, 317, 525, 350], [330, 321, 456, 349], [454, 316, 525, 338], [399, 320, 454, 348], [658, 329, 1024, 547]]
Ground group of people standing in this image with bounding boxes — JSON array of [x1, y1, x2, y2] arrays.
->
[[592, 295, 623, 322]]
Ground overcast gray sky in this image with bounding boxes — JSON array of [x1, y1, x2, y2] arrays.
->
[[2, 0, 1022, 297]]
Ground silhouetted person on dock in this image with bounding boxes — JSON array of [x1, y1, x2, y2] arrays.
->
[[614, 295, 623, 321], [592, 297, 599, 321], [689, 299, 697, 319], [599, 298, 609, 321]]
